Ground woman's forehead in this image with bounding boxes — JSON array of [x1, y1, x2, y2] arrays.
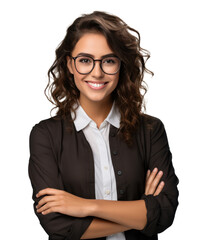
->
[[72, 33, 114, 57]]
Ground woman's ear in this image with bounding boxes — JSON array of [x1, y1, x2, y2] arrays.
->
[[67, 56, 74, 74]]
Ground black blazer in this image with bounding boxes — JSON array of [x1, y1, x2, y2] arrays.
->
[[28, 114, 179, 240]]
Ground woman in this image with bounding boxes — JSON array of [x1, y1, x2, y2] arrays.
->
[[29, 11, 179, 240]]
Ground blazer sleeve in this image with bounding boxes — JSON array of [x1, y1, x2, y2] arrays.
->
[[140, 116, 179, 237], [28, 121, 93, 240]]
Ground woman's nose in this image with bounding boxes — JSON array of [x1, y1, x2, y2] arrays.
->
[[91, 61, 104, 78]]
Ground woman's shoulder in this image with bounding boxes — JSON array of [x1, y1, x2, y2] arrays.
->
[[141, 113, 163, 124], [136, 114, 169, 154], [29, 116, 68, 149], [139, 113, 165, 134], [30, 115, 73, 138], [32, 116, 63, 130]]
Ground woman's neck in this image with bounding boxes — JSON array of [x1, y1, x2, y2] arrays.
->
[[79, 98, 113, 128]]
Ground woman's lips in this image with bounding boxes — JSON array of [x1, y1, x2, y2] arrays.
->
[[86, 81, 108, 90]]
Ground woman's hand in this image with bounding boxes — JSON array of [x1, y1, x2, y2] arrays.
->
[[36, 188, 92, 217], [145, 168, 165, 196]]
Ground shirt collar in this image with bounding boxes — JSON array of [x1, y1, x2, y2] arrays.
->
[[71, 101, 120, 132], [105, 101, 120, 129], [71, 104, 92, 132]]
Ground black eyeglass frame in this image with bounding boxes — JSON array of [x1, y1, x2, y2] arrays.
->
[[71, 55, 121, 75]]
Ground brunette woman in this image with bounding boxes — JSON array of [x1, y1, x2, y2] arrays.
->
[[29, 11, 179, 240]]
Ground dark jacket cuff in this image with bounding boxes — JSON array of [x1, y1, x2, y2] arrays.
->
[[140, 194, 161, 237], [68, 216, 94, 240], [48, 216, 93, 240]]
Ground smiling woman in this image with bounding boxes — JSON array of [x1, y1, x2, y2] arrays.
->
[[45, 11, 153, 143], [66, 33, 120, 118], [28, 11, 179, 240]]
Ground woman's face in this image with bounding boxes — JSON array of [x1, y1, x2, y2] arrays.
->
[[67, 33, 120, 107]]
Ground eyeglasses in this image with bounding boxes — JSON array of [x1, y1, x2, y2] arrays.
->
[[71, 55, 121, 75]]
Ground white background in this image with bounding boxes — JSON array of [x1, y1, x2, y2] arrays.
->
[[0, 0, 197, 239]]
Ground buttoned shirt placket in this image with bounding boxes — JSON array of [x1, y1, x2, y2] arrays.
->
[[72, 103, 126, 240]]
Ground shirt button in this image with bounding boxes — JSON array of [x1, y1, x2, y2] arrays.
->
[[112, 150, 118, 156], [110, 130, 116, 137], [119, 189, 124, 195], [104, 166, 108, 170], [105, 190, 110, 195], [117, 170, 122, 176]]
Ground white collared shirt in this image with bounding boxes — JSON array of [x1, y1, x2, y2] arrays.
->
[[72, 102, 126, 240]]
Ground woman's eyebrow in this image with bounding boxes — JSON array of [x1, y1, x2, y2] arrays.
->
[[76, 52, 117, 58]]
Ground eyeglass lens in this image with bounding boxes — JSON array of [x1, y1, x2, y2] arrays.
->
[[74, 56, 120, 74]]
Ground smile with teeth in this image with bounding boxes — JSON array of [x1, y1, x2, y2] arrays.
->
[[86, 81, 108, 89]]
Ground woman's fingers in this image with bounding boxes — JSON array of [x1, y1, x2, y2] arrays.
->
[[36, 188, 64, 214], [145, 168, 158, 194], [146, 170, 151, 182], [148, 170, 163, 194], [36, 195, 56, 209], [145, 168, 164, 196], [154, 181, 165, 196], [35, 188, 90, 217], [36, 188, 60, 198], [36, 200, 60, 214], [144, 170, 151, 193]]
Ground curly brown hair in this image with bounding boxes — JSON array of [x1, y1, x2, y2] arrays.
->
[[45, 11, 153, 145]]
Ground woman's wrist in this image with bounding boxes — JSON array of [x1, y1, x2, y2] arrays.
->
[[85, 199, 98, 216]]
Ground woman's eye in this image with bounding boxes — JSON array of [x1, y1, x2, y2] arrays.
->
[[78, 58, 91, 64], [103, 58, 116, 64]]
